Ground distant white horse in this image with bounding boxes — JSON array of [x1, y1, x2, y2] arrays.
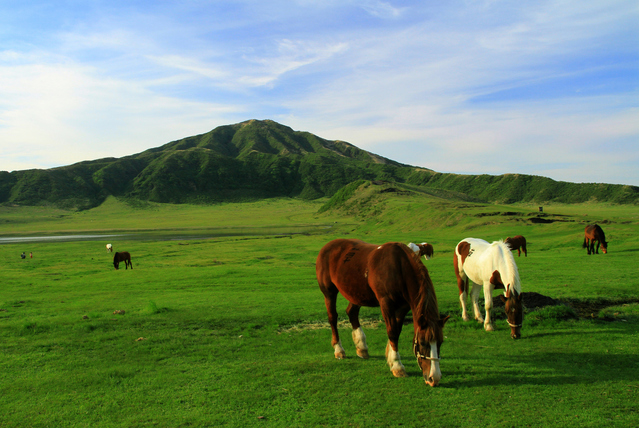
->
[[106, 244, 113, 253], [454, 238, 523, 339], [408, 242, 434, 260]]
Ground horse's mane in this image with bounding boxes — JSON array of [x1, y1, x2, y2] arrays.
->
[[494, 240, 521, 293], [598, 225, 607, 243], [403, 246, 443, 342]]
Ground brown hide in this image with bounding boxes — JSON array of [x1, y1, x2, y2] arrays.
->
[[505, 235, 527, 257], [456, 241, 471, 264], [489, 270, 505, 290]]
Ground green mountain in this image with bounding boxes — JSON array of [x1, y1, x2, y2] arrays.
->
[[0, 119, 637, 209]]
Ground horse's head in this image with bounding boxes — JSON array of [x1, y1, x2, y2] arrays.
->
[[413, 315, 450, 386], [500, 286, 523, 339], [602, 242, 608, 254], [407, 242, 434, 260]]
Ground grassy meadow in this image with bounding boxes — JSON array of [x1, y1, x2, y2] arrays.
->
[[1, 192, 638, 427]]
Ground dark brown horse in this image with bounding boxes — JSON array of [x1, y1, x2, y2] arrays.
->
[[505, 235, 527, 257], [583, 224, 608, 255], [316, 239, 449, 386], [113, 251, 133, 270]]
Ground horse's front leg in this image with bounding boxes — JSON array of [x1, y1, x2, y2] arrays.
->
[[346, 303, 368, 359], [381, 303, 407, 378], [483, 285, 494, 331]]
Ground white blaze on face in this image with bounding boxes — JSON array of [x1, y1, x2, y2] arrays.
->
[[428, 340, 441, 383]]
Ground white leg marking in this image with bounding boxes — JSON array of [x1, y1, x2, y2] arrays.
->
[[352, 327, 369, 358], [385, 341, 406, 375], [333, 340, 346, 359]]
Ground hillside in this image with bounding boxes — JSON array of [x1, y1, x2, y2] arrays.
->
[[0, 119, 637, 209]]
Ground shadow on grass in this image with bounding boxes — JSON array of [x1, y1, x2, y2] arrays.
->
[[443, 349, 638, 388]]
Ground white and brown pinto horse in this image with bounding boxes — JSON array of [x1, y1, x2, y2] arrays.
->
[[106, 244, 113, 253], [408, 242, 434, 260], [454, 238, 523, 339], [317, 239, 449, 386]]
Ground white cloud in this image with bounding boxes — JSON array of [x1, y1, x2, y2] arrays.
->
[[0, 0, 636, 185]]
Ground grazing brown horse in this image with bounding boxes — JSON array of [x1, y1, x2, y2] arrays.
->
[[505, 235, 527, 257], [316, 239, 449, 386], [113, 251, 133, 270], [583, 224, 608, 255]]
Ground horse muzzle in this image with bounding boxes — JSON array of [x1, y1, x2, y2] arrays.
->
[[425, 373, 440, 387], [510, 327, 521, 339]]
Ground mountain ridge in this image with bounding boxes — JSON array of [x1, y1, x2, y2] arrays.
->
[[1, 119, 637, 209]]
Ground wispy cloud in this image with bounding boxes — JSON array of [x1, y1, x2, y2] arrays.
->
[[0, 0, 636, 184]]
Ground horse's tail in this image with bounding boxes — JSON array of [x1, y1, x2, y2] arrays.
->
[[582, 238, 587, 248]]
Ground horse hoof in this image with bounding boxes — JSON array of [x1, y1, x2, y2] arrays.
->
[[392, 368, 408, 378], [356, 349, 369, 359], [462, 315, 470, 321], [485, 324, 494, 332], [334, 351, 346, 360]]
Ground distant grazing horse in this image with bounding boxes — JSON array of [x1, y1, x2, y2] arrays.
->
[[408, 242, 434, 260], [316, 239, 449, 386], [106, 244, 113, 253], [583, 224, 608, 255], [505, 235, 527, 257], [454, 238, 523, 339], [113, 252, 133, 270]]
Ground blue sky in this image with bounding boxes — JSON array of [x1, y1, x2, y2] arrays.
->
[[1, 0, 637, 185]]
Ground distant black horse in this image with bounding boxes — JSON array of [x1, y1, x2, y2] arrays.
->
[[113, 251, 133, 270]]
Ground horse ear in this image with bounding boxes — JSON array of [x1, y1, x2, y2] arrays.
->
[[439, 315, 450, 327]]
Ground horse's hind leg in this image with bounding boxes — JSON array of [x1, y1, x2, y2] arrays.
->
[[321, 288, 345, 359], [346, 303, 369, 359], [471, 283, 485, 324], [454, 262, 470, 321]]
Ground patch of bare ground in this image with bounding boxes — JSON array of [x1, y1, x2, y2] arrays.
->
[[493, 292, 639, 319], [279, 319, 382, 334]]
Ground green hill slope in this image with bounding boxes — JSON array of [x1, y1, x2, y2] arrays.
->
[[0, 119, 637, 209]]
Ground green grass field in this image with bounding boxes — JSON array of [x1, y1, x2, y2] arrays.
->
[[1, 193, 638, 427]]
